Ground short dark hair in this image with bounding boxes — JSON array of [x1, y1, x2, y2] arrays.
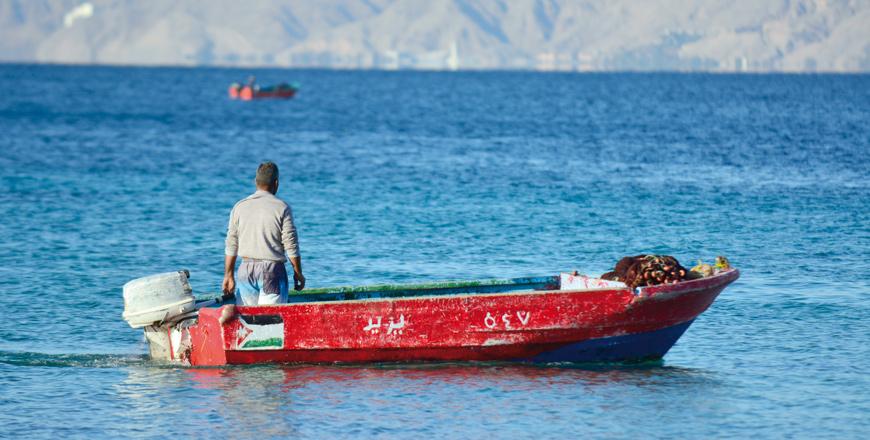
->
[[255, 161, 279, 187]]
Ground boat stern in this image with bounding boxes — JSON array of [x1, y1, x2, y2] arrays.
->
[[187, 307, 229, 366]]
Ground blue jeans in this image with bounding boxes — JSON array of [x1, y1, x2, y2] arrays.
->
[[236, 259, 289, 305]]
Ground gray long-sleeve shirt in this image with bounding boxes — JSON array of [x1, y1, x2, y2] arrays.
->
[[225, 190, 300, 261]]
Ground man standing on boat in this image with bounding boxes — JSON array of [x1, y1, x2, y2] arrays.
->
[[222, 161, 305, 305]]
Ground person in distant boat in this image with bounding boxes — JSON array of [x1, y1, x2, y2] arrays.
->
[[222, 161, 305, 305], [246, 75, 257, 91]]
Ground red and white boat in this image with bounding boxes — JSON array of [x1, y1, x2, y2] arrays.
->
[[123, 268, 738, 366]]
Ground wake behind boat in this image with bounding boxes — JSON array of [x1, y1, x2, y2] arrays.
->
[[122, 266, 739, 366]]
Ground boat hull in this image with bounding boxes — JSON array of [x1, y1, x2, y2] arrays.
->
[[178, 270, 737, 366], [228, 85, 296, 100]]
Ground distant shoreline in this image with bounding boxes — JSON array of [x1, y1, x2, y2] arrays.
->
[[0, 60, 866, 75]]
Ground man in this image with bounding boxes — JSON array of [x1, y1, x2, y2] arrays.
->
[[222, 161, 305, 305]]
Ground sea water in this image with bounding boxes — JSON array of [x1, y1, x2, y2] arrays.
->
[[0, 65, 867, 438]]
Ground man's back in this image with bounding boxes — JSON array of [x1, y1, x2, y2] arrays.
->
[[225, 190, 299, 262]]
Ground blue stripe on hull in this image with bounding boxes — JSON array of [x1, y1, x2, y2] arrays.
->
[[529, 320, 695, 363]]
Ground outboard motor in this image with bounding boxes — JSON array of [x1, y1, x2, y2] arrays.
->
[[122, 270, 197, 328], [123, 270, 201, 362]]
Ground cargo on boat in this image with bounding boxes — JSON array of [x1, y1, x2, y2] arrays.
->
[[228, 82, 297, 100], [122, 269, 738, 366]]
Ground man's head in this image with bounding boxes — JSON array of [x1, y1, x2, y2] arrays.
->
[[255, 161, 279, 194]]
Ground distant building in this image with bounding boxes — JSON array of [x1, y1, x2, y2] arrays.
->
[[536, 52, 556, 71], [575, 52, 595, 71], [447, 42, 459, 71], [382, 50, 399, 70]]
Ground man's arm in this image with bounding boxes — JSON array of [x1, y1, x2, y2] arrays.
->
[[222, 255, 237, 296], [289, 255, 304, 291], [281, 206, 304, 290], [223, 206, 239, 295]]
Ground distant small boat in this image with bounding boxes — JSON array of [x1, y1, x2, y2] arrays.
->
[[228, 82, 298, 100], [122, 268, 739, 366]]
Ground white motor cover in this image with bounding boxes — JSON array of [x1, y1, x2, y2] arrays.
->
[[122, 271, 196, 328]]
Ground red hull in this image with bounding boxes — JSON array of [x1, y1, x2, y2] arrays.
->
[[184, 270, 738, 366], [228, 85, 296, 100]]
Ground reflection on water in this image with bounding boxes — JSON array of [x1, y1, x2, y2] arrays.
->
[[109, 362, 723, 438], [179, 362, 723, 393], [0, 351, 776, 439]]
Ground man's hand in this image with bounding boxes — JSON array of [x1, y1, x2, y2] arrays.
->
[[223, 255, 237, 297], [222, 274, 236, 295], [293, 272, 306, 291], [288, 255, 305, 291]]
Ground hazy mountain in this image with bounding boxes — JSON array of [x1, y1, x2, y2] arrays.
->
[[1, 0, 868, 71]]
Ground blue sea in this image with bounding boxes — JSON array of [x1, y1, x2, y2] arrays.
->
[[0, 65, 868, 438]]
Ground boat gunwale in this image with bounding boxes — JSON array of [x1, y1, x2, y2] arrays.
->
[[222, 269, 738, 309], [298, 275, 559, 295]]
